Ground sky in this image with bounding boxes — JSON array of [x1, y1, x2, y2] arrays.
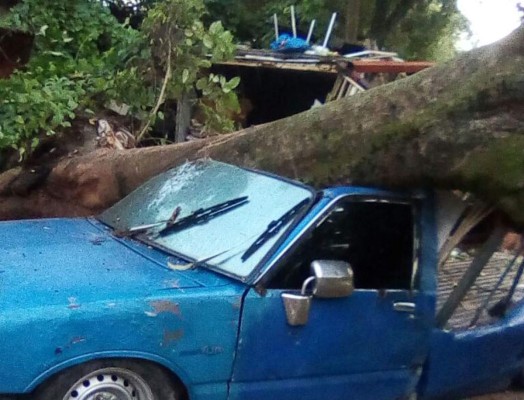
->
[[457, 0, 522, 50]]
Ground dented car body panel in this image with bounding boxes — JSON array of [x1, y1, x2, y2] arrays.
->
[[0, 218, 244, 399], [420, 305, 524, 399], [0, 160, 523, 400]]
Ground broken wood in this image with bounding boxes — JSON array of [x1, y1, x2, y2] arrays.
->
[[438, 202, 493, 268]]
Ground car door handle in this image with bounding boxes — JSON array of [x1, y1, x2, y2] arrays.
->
[[393, 302, 416, 313]]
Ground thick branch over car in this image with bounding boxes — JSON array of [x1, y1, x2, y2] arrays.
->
[[0, 26, 523, 223]]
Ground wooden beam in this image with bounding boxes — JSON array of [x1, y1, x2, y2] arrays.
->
[[215, 60, 338, 74], [215, 59, 434, 75], [351, 60, 434, 74]]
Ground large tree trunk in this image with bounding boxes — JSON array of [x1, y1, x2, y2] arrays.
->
[[343, 0, 361, 43], [1, 26, 523, 222]]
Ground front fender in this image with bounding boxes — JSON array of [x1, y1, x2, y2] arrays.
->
[[26, 351, 191, 392], [0, 286, 244, 395]]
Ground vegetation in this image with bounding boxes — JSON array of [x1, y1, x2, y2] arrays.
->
[[205, 0, 467, 60], [0, 0, 239, 159], [0, 0, 468, 161], [139, 0, 239, 140]]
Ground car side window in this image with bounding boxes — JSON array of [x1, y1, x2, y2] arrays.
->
[[268, 199, 416, 290]]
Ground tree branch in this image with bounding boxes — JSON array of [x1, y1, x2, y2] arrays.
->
[[136, 41, 172, 143]]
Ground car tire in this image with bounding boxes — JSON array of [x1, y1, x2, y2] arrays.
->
[[34, 359, 182, 400]]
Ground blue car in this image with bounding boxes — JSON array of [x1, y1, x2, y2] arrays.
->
[[0, 159, 523, 400]]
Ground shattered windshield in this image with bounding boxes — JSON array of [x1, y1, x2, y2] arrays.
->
[[98, 160, 313, 279]]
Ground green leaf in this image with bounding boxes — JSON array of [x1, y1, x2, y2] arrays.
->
[[196, 77, 207, 90], [182, 69, 189, 84], [45, 51, 66, 57], [38, 25, 49, 36], [228, 76, 241, 90], [209, 21, 222, 35], [203, 35, 213, 49]]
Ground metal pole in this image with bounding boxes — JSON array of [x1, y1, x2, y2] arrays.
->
[[291, 6, 297, 38], [273, 13, 279, 41], [306, 19, 316, 44], [323, 12, 337, 48]]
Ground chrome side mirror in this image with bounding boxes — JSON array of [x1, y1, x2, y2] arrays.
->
[[281, 277, 315, 326], [310, 260, 354, 298], [281, 260, 354, 326]]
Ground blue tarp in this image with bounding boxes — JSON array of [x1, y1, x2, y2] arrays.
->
[[270, 34, 310, 52]]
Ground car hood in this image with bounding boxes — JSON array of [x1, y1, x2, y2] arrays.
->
[[0, 218, 237, 310]]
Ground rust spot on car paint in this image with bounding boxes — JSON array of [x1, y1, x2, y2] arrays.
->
[[89, 235, 106, 245], [163, 279, 181, 289], [162, 329, 184, 346], [201, 345, 223, 355], [55, 336, 87, 355], [70, 336, 86, 345], [148, 300, 182, 317], [67, 297, 81, 309]]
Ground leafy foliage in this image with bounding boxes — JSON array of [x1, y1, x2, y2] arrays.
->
[[140, 0, 240, 136], [373, 0, 468, 61], [0, 75, 83, 158], [0, 0, 150, 157], [0, 0, 239, 159], [205, 0, 467, 60]]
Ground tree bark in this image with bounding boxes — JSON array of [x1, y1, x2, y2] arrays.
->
[[1, 26, 524, 223], [344, 0, 361, 43], [369, 0, 417, 48]]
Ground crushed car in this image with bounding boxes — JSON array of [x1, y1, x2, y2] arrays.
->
[[0, 159, 523, 400]]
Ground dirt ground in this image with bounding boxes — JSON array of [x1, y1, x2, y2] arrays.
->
[[470, 390, 523, 399]]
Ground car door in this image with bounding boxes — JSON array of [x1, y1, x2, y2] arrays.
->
[[229, 194, 436, 400]]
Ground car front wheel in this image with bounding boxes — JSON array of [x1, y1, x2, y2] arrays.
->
[[35, 359, 181, 400]]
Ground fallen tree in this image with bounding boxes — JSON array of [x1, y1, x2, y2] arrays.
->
[[1, 26, 523, 222]]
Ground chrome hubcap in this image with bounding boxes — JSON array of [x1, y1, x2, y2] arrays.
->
[[63, 367, 154, 400]]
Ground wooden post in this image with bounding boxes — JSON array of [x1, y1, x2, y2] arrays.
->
[[175, 91, 191, 143], [436, 225, 506, 328]]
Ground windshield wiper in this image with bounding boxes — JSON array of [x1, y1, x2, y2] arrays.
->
[[114, 207, 181, 238], [241, 198, 310, 262], [158, 196, 249, 236]]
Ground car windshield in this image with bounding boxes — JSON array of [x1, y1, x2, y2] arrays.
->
[[98, 160, 313, 279]]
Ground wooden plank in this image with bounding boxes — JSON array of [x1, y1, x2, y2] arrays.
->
[[351, 60, 434, 74], [216, 59, 434, 75], [216, 60, 338, 74]]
